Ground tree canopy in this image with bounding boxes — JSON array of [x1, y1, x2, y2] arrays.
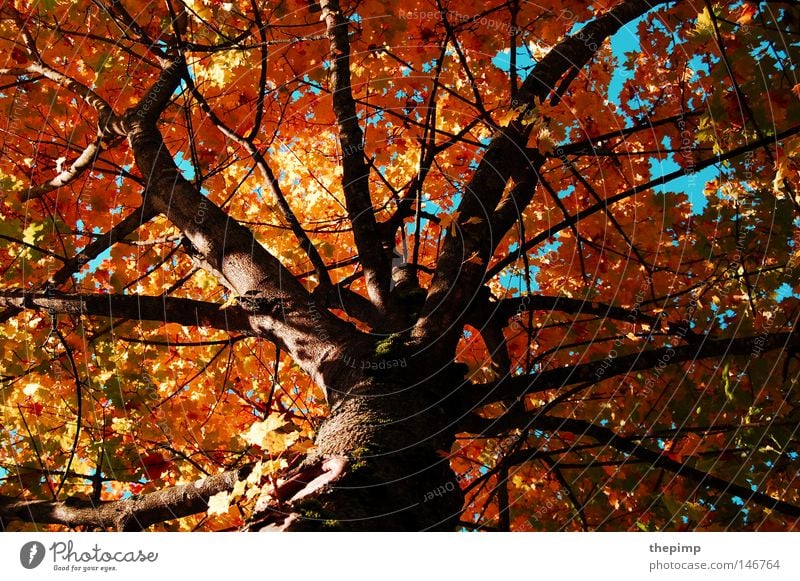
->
[[1, 0, 799, 532]]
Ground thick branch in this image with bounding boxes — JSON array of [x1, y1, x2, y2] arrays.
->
[[469, 330, 798, 406], [182, 68, 332, 290], [23, 138, 114, 202], [123, 58, 364, 400], [0, 290, 253, 332], [319, 0, 390, 310], [0, 206, 157, 326], [531, 415, 800, 519], [0, 466, 249, 531], [417, 0, 678, 344], [0, 61, 125, 202]]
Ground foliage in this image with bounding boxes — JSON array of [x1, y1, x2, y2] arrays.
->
[[1, 0, 799, 531]]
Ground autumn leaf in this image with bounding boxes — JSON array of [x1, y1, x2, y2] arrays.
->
[[207, 491, 232, 516], [244, 415, 300, 454]]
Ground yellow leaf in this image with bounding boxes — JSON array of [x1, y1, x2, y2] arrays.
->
[[207, 491, 231, 516], [535, 127, 555, 154], [22, 222, 44, 246], [111, 417, 134, 435], [230, 479, 247, 500], [498, 103, 527, 127], [246, 461, 265, 484], [23, 382, 41, 396], [693, 7, 714, 38], [244, 415, 299, 453], [220, 294, 238, 309]]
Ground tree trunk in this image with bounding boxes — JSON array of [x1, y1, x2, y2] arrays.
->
[[248, 354, 468, 531]]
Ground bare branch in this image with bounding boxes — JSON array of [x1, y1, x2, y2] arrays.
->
[[532, 415, 800, 519], [319, 0, 391, 310], [467, 330, 798, 407], [0, 290, 253, 332], [0, 59, 125, 202], [0, 466, 250, 531], [488, 123, 800, 279]]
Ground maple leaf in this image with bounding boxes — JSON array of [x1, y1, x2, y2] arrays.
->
[[207, 491, 232, 516]]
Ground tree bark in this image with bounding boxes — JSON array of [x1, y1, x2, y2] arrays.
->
[[247, 355, 468, 531]]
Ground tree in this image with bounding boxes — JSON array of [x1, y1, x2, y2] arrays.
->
[[0, 0, 799, 532]]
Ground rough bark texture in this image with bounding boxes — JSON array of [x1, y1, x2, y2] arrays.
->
[[247, 355, 469, 531]]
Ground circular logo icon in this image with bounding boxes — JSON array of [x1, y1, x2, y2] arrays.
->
[[19, 541, 46, 569]]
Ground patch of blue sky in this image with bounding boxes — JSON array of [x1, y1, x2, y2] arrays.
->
[[76, 246, 112, 284], [608, 13, 649, 106], [649, 155, 716, 214], [559, 184, 575, 200], [115, 164, 131, 189], [776, 282, 799, 301], [304, 75, 323, 95], [497, 239, 562, 294], [177, 69, 194, 96], [491, 46, 535, 75], [174, 151, 196, 182], [716, 308, 736, 330], [502, 263, 541, 293], [609, 18, 715, 214]]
